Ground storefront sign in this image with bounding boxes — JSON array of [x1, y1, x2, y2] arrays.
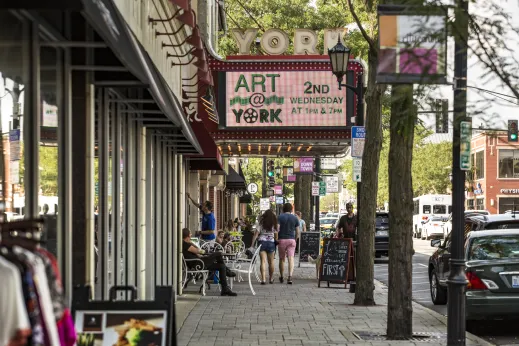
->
[[294, 157, 314, 173], [231, 28, 347, 55], [501, 189, 519, 194], [225, 71, 347, 128], [75, 311, 167, 346], [377, 6, 448, 84]]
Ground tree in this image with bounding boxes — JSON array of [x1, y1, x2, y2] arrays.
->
[[343, 0, 385, 307]]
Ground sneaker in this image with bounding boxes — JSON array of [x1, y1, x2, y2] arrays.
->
[[279, 276, 284, 283], [221, 287, 238, 296], [288, 276, 293, 285]]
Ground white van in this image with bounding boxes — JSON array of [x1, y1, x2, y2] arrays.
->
[[413, 194, 452, 238]]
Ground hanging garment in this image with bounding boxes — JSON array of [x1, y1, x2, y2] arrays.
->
[[0, 256, 31, 346], [36, 248, 76, 346], [12, 247, 60, 346]]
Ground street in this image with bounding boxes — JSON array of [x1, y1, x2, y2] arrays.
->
[[374, 238, 519, 345]]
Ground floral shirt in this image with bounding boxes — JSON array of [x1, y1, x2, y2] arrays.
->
[[257, 225, 277, 242]]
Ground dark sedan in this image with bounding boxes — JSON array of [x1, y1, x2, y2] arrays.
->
[[429, 229, 519, 320], [375, 212, 389, 258]]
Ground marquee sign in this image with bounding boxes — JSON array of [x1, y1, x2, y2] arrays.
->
[[225, 71, 347, 128]]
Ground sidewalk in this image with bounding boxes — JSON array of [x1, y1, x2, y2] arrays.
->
[[176, 258, 493, 346]]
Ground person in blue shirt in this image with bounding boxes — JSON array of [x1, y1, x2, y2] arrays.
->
[[187, 193, 216, 241], [277, 203, 300, 284]]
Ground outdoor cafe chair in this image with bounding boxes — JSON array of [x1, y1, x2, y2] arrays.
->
[[233, 245, 262, 295]]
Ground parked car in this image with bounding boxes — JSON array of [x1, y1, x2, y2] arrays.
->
[[319, 217, 338, 235], [429, 229, 519, 321], [421, 215, 446, 240], [375, 212, 389, 258], [442, 210, 490, 237]]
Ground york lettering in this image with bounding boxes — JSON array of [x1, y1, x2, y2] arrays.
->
[[233, 108, 282, 124], [230, 28, 348, 56]]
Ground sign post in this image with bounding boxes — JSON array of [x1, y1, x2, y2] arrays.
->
[[311, 182, 320, 196], [353, 158, 362, 182], [319, 181, 327, 197], [351, 126, 365, 158], [460, 120, 471, 171], [247, 183, 258, 195], [260, 198, 270, 211]]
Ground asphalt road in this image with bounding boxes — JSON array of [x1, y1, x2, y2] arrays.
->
[[374, 238, 519, 346]]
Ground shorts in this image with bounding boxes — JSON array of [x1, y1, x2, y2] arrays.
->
[[277, 239, 296, 259], [258, 240, 276, 253]]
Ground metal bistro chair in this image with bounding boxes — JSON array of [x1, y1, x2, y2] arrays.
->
[[200, 241, 231, 290], [182, 255, 209, 296], [233, 245, 262, 295]]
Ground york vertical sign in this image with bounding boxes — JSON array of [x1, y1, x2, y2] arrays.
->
[[460, 121, 471, 171]]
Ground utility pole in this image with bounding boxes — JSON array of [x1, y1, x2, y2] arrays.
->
[[447, 0, 469, 344], [262, 156, 267, 198], [314, 159, 321, 231]]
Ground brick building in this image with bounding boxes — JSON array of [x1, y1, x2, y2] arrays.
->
[[467, 132, 519, 214]]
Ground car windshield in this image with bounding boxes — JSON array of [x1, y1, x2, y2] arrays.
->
[[321, 219, 336, 225], [484, 221, 519, 230], [469, 235, 519, 261]]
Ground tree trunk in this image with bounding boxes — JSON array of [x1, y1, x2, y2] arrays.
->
[[387, 84, 415, 339], [354, 45, 383, 306], [294, 173, 312, 225]]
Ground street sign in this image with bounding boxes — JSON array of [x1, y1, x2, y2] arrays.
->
[[351, 126, 365, 158], [260, 198, 270, 211], [460, 121, 472, 171], [321, 158, 337, 170], [353, 158, 362, 182], [274, 185, 283, 195], [247, 182, 258, 195], [319, 181, 327, 196], [275, 196, 284, 204], [312, 182, 320, 196], [326, 176, 339, 193]]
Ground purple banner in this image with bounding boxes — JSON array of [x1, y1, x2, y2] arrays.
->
[[294, 157, 314, 173]]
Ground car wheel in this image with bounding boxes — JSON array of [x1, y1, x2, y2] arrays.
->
[[430, 269, 447, 305]]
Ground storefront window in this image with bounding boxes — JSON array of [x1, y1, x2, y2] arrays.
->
[[0, 12, 29, 221], [475, 198, 485, 210], [467, 199, 475, 210], [499, 197, 519, 214], [499, 149, 519, 178]]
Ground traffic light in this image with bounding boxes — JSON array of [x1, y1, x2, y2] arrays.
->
[[268, 160, 275, 187], [509, 120, 518, 142]]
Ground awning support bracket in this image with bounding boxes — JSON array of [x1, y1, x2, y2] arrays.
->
[[148, 8, 182, 24], [171, 55, 196, 66], [155, 24, 186, 37], [167, 47, 195, 59]]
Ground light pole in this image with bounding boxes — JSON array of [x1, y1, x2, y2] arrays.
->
[[448, 0, 469, 344], [327, 39, 365, 217]]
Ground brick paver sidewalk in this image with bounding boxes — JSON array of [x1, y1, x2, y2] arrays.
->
[[176, 258, 492, 346]]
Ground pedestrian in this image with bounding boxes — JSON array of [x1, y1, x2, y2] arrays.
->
[[337, 203, 357, 239], [251, 209, 278, 285], [186, 193, 216, 241], [224, 220, 236, 233], [277, 203, 300, 284], [182, 228, 237, 296], [295, 211, 306, 232]]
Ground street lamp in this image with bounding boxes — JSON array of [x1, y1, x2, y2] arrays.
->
[[275, 165, 281, 176]]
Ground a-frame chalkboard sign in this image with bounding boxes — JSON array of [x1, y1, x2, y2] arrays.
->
[[318, 238, 354, 288]]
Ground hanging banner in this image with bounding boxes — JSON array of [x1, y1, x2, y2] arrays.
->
[[283, 166, 296, 182], [376, 5, 448, 85], [294, 157, 314, 174]]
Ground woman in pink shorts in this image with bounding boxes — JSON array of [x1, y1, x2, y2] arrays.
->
[[277, 203, 300, 284]]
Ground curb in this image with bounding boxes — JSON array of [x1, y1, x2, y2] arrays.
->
[[374, 279, 495, 346]]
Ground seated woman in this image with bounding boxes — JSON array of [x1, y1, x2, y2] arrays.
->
[[182, 228, 237, 296], [216, 230, 232, 248]]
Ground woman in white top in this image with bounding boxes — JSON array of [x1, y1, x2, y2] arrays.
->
[[251, 210, 278, 284]]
